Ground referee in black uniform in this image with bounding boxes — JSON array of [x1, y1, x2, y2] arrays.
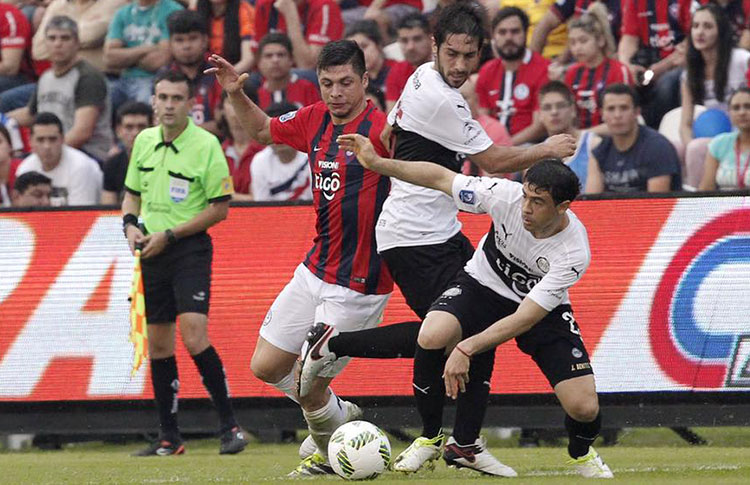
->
[[122, 70, 247, 456]]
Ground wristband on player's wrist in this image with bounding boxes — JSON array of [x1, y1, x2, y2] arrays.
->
[[122, 214, 138, 236], [165, 229, 178, 245], [455, 344, 472, 359]]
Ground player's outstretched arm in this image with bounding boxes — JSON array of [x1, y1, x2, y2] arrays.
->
[[471, 133, 577, 175], [337, 134, 456, 195], [205, 54, 273, 145], [443, 298, 548, 399]]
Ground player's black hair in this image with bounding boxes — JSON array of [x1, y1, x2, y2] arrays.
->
[[346, 19, 383, 47], [397, 12, 431, 34], [491, 6, 530, 33], [265, 101, 299, 118], [523, 159, 580, 205], [31, 112, 64, 136], [539, 80, 575, 105], [14, 171, 52, 194], [433, 2, 488, 50], [317, 40, 366, 77], [154, 69, 194, 98], [167, 9, 208, 36], [600, 83, 640, 109], [116, 101, 153, 126], [258, 32, 294, 57]]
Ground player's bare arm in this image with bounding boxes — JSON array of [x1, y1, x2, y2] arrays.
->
[[205, 54, 273, 145], [443, 298, 549, 399], [139, 201, 230, 259], [338, 133, 455, 195], [471, 133, 577, 175]]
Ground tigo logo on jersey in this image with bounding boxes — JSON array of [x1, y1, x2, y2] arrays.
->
[[315, 172, 341, 201], [650, 209, 750, 388]]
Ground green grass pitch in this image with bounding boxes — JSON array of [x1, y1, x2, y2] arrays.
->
[[1, 427, 749, 484]]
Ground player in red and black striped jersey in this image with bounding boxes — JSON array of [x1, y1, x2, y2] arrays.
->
[[564, 3, 634, 128], [618, 0, 688, 126], [476, 7, 549, 145], [207, 40, 392, 477]]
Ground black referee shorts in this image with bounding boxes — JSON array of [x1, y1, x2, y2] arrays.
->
[[140, 232, 213, 324], [429, 270, 593, 388], [380, 231, 475, 319]]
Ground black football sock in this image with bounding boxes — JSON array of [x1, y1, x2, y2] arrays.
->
[[328, 321, 421, 358], [566, 412, 602, 458], [191, 346, 238, 433], [413, 344, 446, 439], [452, 349, 495, 445], [150, 355, 180, 441]]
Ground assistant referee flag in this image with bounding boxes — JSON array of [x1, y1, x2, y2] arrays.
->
[[129, 249, 148, 377]]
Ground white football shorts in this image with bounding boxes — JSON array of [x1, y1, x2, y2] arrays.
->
[[259, 263, 391, 377]]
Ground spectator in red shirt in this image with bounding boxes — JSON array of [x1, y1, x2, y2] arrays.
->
[[0, 3, 34, 94], [346, 20, 396, 98], [159, 10, 223, 135], [565, 3, 633, 129], [254, 0, 344, 69], [195, 0, 256, 74], [385, 12, 433, 112], [476, 7, 549, 145], [618, 0, 687, 127], [255, 33, 320, 110], [218, 92, 263, 201]]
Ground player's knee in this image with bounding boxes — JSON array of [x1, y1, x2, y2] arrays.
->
[[182, 334, 209, 356], [568, 399, 600, 423], [416, 324, 451, 350], [148, 340, 173, 358], [250, 355, 286, 384]]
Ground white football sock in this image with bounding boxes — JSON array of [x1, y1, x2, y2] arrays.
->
[[270, 371, 299, 404], [303, 389, 348, 458]]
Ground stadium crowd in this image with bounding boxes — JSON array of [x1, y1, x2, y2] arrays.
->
[[1, 0, 750, 209]]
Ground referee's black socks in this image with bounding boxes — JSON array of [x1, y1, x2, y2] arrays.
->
[[413, 344, 446, 439], [150, 356, 180, 441], [192, 346, 238, 433], [328, 321, 421, 358], [565, 412, 602, 458]]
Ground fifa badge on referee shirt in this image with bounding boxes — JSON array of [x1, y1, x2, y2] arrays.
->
[[169, 176, 189, 202]]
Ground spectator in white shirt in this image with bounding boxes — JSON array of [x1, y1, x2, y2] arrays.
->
[[15, 112, 102, 206]]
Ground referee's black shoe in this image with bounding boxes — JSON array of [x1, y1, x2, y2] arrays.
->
[[132, 438, 185, 457], [219, 426, 249, 455]]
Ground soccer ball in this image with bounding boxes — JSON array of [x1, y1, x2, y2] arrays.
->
[[328, 420, 391, 480]]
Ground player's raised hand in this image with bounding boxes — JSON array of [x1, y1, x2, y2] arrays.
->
[[337, 134, 382, 170], [205, 54, 248, 94], [543, 133, 577, 159], [443, 346, 471, 400], [274, 0, 296, 17]]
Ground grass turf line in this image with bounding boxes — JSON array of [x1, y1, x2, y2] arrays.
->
[[1, 428, 749, 484]]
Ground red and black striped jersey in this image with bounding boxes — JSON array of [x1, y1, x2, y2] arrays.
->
[[565, 57, 634, 128], [269, 100, 393, 295], [621, 0, 686, 60], [257, 73, 321, 110], [475, 50, 550, 135]]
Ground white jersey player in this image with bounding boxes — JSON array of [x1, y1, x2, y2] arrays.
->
[[336, 131, 614, 479]]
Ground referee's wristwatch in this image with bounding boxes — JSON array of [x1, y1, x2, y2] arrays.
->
[[165, 229, 178, 245]]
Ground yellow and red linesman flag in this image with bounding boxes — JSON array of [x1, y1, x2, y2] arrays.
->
[[129, 249, 148, 377]]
